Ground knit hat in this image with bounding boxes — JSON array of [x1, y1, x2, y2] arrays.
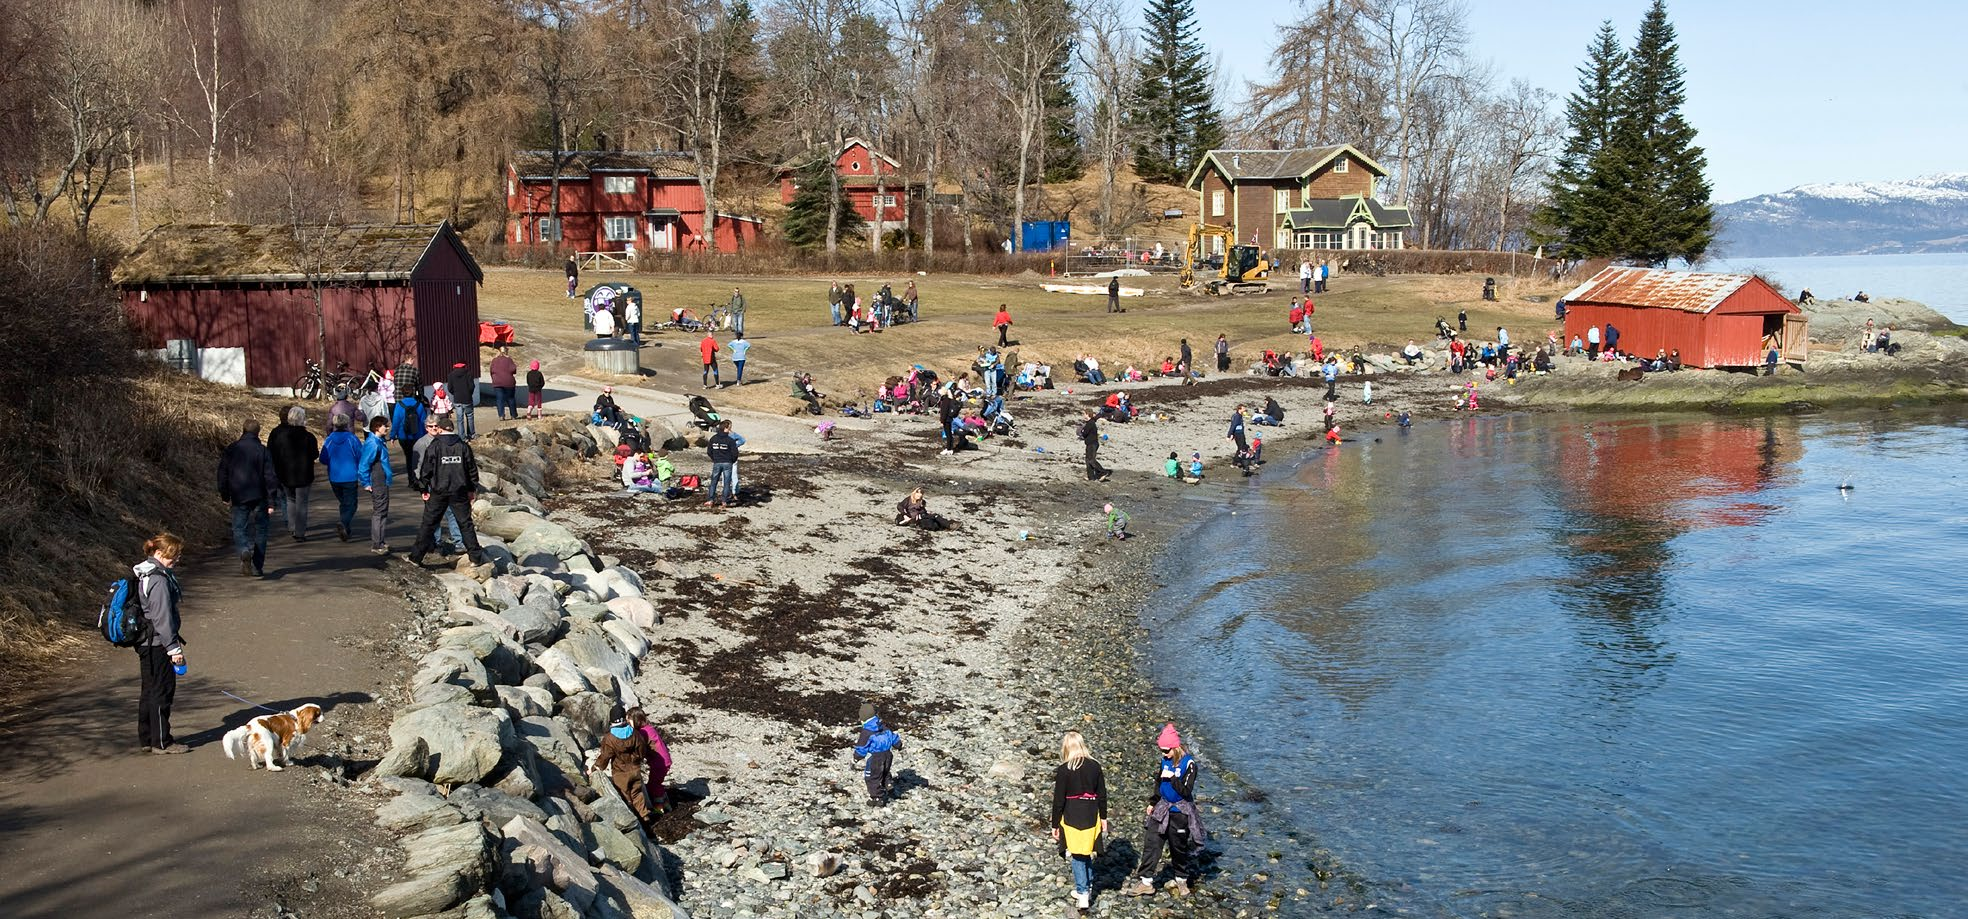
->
[[858, 702, 877, 722], [529, 360, 541, 370], [454, 362, 467, 368], [608, 704, 627, 726], [1156, 723, 1182, 750]]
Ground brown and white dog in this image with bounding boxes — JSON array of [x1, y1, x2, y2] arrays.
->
[[222, 703, 324, 772]]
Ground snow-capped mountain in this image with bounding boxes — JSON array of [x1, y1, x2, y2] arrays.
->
[[1717, 174, 1968, 257]]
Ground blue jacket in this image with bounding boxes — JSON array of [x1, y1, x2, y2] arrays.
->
[[357, 433, 394, 488], [319, 430, 362, 483], [392, 397, 427, 442]]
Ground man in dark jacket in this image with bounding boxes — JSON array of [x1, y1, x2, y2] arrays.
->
[[218, 419, 280, 576], [446, 361, 476, 440], [1079, 410, 1109, 481], [267, 405, 318, 540], [706, 422, 739, 508], [488, 348, 518, 420], [1107, 275, 1121, 313], [394, 359, 421, 402], [409, 416, 484, 566], [1178, 338, 1194, 383]]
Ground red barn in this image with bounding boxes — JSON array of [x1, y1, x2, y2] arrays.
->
[[776, 138, 924, 232], [506, 150, 762, 253], [1561, 267, 1808, 369], [115, 222, 483, 391]]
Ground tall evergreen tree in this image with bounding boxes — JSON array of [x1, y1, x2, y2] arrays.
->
[[1539, 21, 1626, 258], [1130, 0, 1222, 184], [1609, 0, 1713, 265], [782, 157, 863, 249], [1040, 35, 1084, 184]]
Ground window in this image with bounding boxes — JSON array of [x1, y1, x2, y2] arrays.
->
[[1386, 231, 1404, 250], [1333, 157, 1349, 174], [537, 218, 561, 242], [602, 176, 635, 194], [604, 216, 637, 242], [1275, 189, 1291, 213], [873, 194, 898, 208], [1295, 232, 1313, 249], [1211, 190, 1225, 217]]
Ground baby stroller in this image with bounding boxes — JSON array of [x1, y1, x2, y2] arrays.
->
[[688, 394, 722, 430], [990, 409, 1015, 436]]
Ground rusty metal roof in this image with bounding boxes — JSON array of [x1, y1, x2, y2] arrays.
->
[[1561, 266, 1757, 314]]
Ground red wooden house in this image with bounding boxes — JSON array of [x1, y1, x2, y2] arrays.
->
[[776, 138, 924, 233], [506, 151, 762, 253], [1561, 267, 1809, 369], [115, 222, 483, 390]]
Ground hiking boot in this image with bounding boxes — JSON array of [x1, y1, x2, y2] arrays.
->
[[370, 546, 391, 555], [151, 743, 190, 755], [1169, 878, 1191, 896], [336, 524, 349, 542], [240, 552, 255, 576], [1124, 878, 1154, 898], [406, 554, 426, 567]]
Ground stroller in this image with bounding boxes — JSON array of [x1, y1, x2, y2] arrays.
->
[[689, 395, 722, 430]]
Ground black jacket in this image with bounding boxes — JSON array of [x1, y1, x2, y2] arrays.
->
[[1264, 398, 1284, 422], [418, 433, 479, 495], [446, 366, 475, 404], [218, 434, 279, 504], [706, 432, 738, 464], [526, 369, 545, 392], [1079, 416, 1100, 445], [1051, 758, 1109, 830], [267, 422, 318, 488]]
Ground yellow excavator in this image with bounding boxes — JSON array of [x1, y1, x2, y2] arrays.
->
[[1178, 224, 1272, 295]]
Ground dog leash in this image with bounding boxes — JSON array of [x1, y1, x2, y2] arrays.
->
[[219, 689, 285, 714]]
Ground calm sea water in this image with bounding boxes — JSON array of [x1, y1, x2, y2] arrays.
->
[[1147, 411, 1968, 917], [1707, 253, 1968, 323]]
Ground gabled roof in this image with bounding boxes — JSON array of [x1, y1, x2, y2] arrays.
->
[[1561, 267, 1795, 315], [511, 150, 698, 180], [1283, 196, 1411, 230], [1185, 144, 1388, 189], [114, 222, 484, 285], [839, 137, 901, 170]]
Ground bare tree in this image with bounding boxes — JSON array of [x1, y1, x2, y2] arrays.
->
[[0, 1, 152, 230], [518, 1, 603, 251], [1078, 0, 1141, 237], [979, 0, 1073, 251], [624, 0, 761, 254], [1361, 0, 1466, 203], [165, 0, 258, 184]]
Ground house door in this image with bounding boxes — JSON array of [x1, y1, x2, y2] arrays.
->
[[648, 219, 674, 251]]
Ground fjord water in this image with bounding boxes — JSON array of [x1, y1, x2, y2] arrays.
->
[[1707, 252, 1968, 322], [1147, 411, 1968, 916]]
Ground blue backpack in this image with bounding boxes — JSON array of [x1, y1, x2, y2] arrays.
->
[[98, 577, 149, 647]]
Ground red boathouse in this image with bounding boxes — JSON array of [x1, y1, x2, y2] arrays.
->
[[1561, 267, 1808, 369], [115, 222, 484, 390]]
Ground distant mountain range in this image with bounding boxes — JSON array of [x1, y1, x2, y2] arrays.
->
[[1716, 174, 1968, 257]]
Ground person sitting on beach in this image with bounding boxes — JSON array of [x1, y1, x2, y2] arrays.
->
[[1402, 340, 1423, 366], [793, 372, 825, 415], [1084, 356, 1107, 385], [1667, 350, 1682, 371], [592, 387, 623, 426], [1261, 349, 1283, 376], [1105, 503, 1131, 540], [622, 452, 660, 493], [1534, 349, 1553, 373], [1101, 391, 1134, 422], [1251, 396, 1285, 426], [1159, 357, 1177, 377], [895, 487, 946, 530], [1186, 452, 1204, 482], [1570, 334, 1584, 355]]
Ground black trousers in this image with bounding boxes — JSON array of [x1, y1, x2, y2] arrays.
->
[[400, 441, 420, 491], [1136, 815, 1201, 881], [413, 491, 483, 559], [138, 645, 177, 748], [1084, 443, 1108, 480], [998, 324, 1010, 346], [864, 750, 894, 802]]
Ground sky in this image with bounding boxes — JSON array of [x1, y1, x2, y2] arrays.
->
[[1190, 0, 1968, 202]]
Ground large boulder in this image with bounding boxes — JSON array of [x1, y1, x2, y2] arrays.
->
[[500, 816, 601, 914], [437, 626, 533, 686], [512, 520, 586, 562], [413, 649, 493, 699], [590, 823, 644, 874], [376, 790, 465, 833], [498, 599, 564, 645], [532, 646, 596, 698], [595, 864, 688, 919], [477, 505, 547, 542], [556, 625, 637, 695], [496, 685, 554, 720], [600, 620, 650, 660], [387, 703, 515, 785], [517, 715, 588, 786], [370, 821, 492, 918], [605, 596, 659, 631], [447, 782, 548, 829], [376, 735, 433, 779], [431, 572, 488, 611], [555, 694, 613, 751]]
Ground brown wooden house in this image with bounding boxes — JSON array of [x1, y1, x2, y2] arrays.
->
[[115, 222, 483, 390], [1185, 145, 1411, 253]]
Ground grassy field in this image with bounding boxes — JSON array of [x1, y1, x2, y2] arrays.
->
[[480, 264, 1576, 413]]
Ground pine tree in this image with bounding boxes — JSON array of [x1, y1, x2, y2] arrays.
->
[[783, 158, 863, 249], [1610, 0, 1713, 265], [1539, 21, 1626, 258], [1041, 35, 1084, 184], [1131, 0, 1222, 184]]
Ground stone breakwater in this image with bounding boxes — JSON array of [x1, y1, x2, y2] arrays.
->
[[359, 417, 689, 919]]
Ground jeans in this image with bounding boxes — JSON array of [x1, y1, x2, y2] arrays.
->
[[627, 320, 642, 348], [709, 462, 735, 504], [732, 311, 744, 336], [232, 499, 268, 570], [703, 361, 719, 387], [331, 481, 358, 534], [984, 371, 999, 397], [1070, 854, 1093, 894], [281, 485, 310, 536], [494, 386, 517, 419], [455, 406, 474, 440], [733, 360, 746, 384], [1251, 413, 1277, 425], [830, 302, 842, 325], [369, 483, 391, 549], [1087, 370, 1106, 384]]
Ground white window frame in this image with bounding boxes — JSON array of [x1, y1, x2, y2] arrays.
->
[[873, 193, 898, 208], [1274, 189, 1291, 213], [1210, 190, 1225, 217], [1333, 157, 1349, 174], [603, 216, 637, 242], [602, 176, 636, 194], [1295, 231, 1313, 249], [537, 218, 561, 242]]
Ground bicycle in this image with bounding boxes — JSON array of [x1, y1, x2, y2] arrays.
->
[[293, 358, 324, 400], [706, 305, 732, 331]]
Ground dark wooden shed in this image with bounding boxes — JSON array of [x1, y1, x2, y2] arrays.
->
[[115, 222, 483, 390], [1560, 267, 1807, 369]]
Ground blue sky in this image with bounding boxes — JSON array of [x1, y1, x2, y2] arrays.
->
[[1192, 0, 1968, 202]]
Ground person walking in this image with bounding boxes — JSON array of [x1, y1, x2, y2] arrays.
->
[[994, 305, 1013, 347], [1227, 405, 1249, 471], [564, 255, 579, 298], [526, 360, 546, 419], [1124, 723, 1206, 899], [489, 347, 518, 421], [706, 421, 739, 508], [1179, 338, 1194, 382], [218, 420, 279, 577], [729, 332, 750, 385], [1079, 409, 1110, 481], [1214, 334, 1230, 373], [132, 533, 188, 754], [412, 423, 466, 556], [728, 287, 746, 335], [391, 389, 429, 492], [394, 359, 421, 404], [699, 331, 721, 389], [828, 281, 845, 327], [319, 413, 363, 542], [408, 415, 485, 566], [446, 361, 477, 440], [358, 416, 395, 554], [624, 294, 643, 348], [592, 704, 660, 830], [1299, 260, 1312, 295], [267, 406, 317, 541], [1051, 731, 1109, 912], [1107, 275, 1121, 313]]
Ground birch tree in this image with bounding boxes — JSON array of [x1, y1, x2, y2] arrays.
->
[[980, 0, 1074, 251]]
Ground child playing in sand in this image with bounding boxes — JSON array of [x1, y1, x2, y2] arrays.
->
[[853, 703, 901, 806], [1105, 503, 1132, 540], [1164, 451, 1182, 480], [1187, 452, 1204, 482]]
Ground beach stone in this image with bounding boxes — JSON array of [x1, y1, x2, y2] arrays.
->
[[533, 646, 596, 697], [605, 596, 659, 631], [566, 553, 598, 574], [591, 823, 644, 873], [501, 816, 600, 912], [376, 791, 465, 832], [988, 758, 1026, 783], [555, 693, 613, 750], [436, 626, 532, 685], [484, 576, 527, 611], [564, 601, 610, 624], [372, 775, 441, 797], [596, 864, 687, 919], [600, 619, 650, 660], [496, 685, 554, 720], [377, 736, 432, 780], [414, 649, 492, 698], [489, 754, 540, 800], [586, 775, 641, 832], [807, 851, 843, 877], [497, 599, 565, 645], [417, 893, 498, 919], [513, 520, 586, 561], [370, 821, 491, 918], [554, 570, 611, 602], [517, 716, 587, 786], [440, 606, 522, 643], [604, 566, 645, 595], [407, 681, 476, 712], [387, 703, 515, 785], [448, 783, 548, 829], [556, 626, 637, 695], [431, 572, 488, 610]]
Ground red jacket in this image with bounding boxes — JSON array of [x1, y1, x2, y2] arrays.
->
[[699, 336, 717, 362], [993, 310, 1012, 328]]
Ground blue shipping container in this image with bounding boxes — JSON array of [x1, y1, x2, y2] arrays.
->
[[1020, 220, 1071, 252]]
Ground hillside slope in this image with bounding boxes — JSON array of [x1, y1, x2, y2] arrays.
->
[[1718, 174, 1968, 257]]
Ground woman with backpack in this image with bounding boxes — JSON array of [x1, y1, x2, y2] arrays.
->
[[134, 533, 188, 754], [1051, 731, 1109, 912]]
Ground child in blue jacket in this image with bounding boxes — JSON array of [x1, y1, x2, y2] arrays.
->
[[853, 703, 901, 806]]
